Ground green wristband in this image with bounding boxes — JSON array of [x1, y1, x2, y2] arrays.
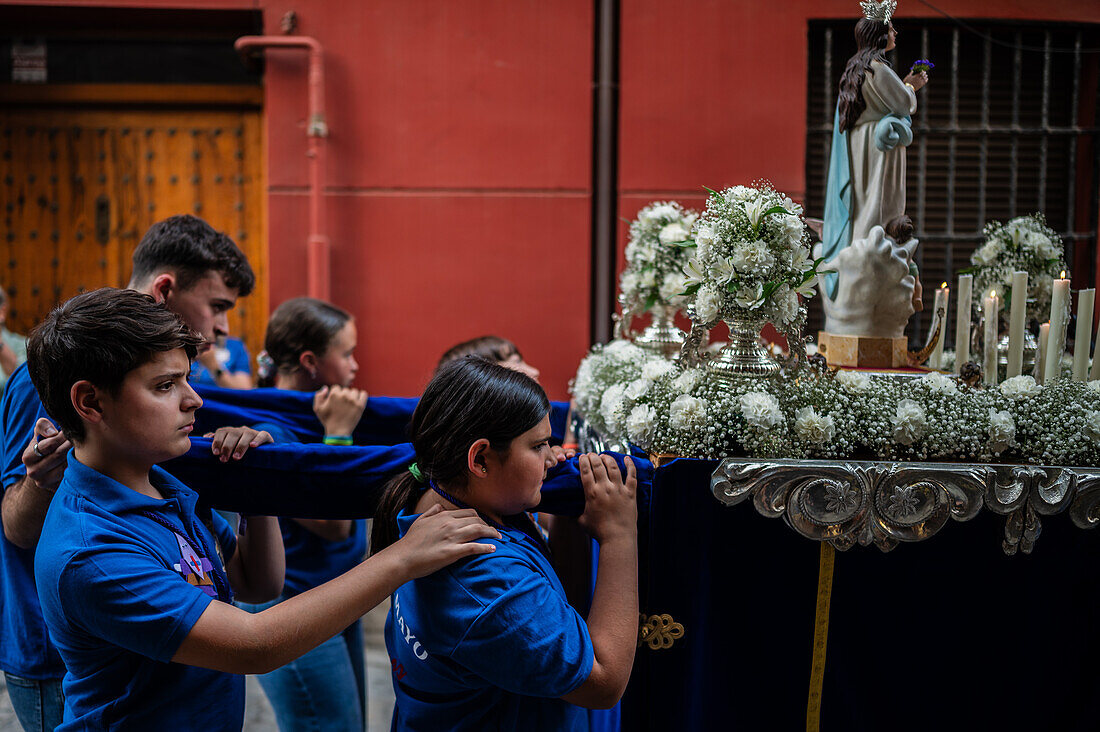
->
[[323, 435, 353, 446]]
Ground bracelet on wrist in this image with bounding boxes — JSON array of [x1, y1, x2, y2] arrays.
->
[[323, 435, 354, 446], [904, 82, 915, 91]]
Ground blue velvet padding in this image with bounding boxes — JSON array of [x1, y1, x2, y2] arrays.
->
[[192, 384, 571, 445], [164, 440, 651, 520]]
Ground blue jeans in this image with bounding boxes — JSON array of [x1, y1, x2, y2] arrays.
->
[[239, 597, 365, 732], [4, 673, 64, 732]]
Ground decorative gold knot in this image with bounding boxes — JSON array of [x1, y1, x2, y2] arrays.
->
[[638, 613, 684, 650]]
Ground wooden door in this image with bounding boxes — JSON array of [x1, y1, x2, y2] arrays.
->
[[1, 84, 267, 367]]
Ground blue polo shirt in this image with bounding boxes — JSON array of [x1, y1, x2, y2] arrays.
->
[[0, 362, 65, 679], [386, 508, 593, 732], [35, 454, 243, 731]]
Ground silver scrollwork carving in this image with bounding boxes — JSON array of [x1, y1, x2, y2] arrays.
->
[[712, 459, 1100, 555]]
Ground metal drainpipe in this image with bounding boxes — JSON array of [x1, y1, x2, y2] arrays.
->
[[590, 0, 620, 345], [235, 35, 331, 301]]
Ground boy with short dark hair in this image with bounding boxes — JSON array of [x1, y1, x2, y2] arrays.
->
[[31, 289, 497, 729], [0, 215, 255, 729]]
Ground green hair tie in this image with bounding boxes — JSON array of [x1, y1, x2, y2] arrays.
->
[[408, 462, 425, 484]]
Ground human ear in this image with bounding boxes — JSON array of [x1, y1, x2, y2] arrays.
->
[[467, 439, 492, 477], [298, 351, 318, 379], [70, 381, 104, 426], [149, 273, 175, 304]]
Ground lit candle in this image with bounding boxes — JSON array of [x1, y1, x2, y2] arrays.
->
[[1074, 288, 1095, 381], [929, 283, 949, 370], [1044, 272, 1070, 383], [955, 274, 973, 371], [983, 290, 1000, 385], [1005, 271, 1028, 378], [1035, 323, 1050, 384]]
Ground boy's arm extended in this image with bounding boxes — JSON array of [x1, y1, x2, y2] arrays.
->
[[172, 505, 498, 674], [223, 515, 284, 604]]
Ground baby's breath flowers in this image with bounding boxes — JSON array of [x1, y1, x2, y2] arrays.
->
[[571, 343, 1100, 466]]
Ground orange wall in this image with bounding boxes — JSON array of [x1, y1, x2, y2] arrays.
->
[[10, 0, 1100, 397]]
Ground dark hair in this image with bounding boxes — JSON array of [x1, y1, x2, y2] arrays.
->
[[437, 336, 521, 372], [130, 215, 255, 297], [885, 215, 914, 243], [838, 19, 892, 133], [371, 357, 550, 552], [26, 287, 203, 442], [258, 297, 353, 387]]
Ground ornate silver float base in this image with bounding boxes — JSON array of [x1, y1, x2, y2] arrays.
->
[[711, 458, 1100, 555], [706, 315, 779, 380], [632, 306, 686, 359], [996, 330, 1039, 374]]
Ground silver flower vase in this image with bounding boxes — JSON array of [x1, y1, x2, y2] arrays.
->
[[706, 312, 780, 380], [632, 305, 686, 359]]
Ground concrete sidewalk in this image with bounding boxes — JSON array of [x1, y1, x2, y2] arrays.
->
[[0, 600, 397, 732]]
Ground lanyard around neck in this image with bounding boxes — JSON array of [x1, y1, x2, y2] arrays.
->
[[141, 509, 232, 603]]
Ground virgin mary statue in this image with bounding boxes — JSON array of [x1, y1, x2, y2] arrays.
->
[[819, 0, 928, 310]]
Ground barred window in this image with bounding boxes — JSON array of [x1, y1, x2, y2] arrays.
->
[[805, 19, 1100, 344]]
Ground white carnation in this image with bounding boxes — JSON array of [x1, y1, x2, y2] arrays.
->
[[780, 214, 804, 245], [625, 378, 651, 400], [794, 406, 835, 445], [639, 270, 658, 288], [999, 374, 1040, 399], [1088, 380, 1100, 392], [922, 371, 959, 395], [660, 272, 687, 302], [987, 409, 1016, 454], [694, 223, 714, 248], [641, 359, 675, 381], [659, 222, 690, 245], [602, 339, 636, 358], [599, 384, 626, 431], [626, 404, 657, 444], [646, 204, 678, 222], [731, 239, 775, 275], [739, 391, 783, 429], [694, 286, 722, 323], [669, 395, 707, 431], [672, 368, 703, 394], [836, 369, 870, 392], [892, 399, 927, 446], [620, 270, 640, 296], [775, 286, 800, 324], [1086, 411, 1100, 444]]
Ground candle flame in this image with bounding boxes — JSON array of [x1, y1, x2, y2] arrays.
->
[[941, 282, 948, 289], [1060, 271, 1067, 279], [990, 290, 997, 298]]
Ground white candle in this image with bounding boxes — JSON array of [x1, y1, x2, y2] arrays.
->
[[1091, 315, 1100, 381], [955, 274, 973, 371], [929, 284, 949, 370], [1043, 273, 1070, 383], [1035, 322, 1050, 384], [983, 290, 1000, 385], [1074, 288, 1095, 381], [1006, 271, 1028, 378]]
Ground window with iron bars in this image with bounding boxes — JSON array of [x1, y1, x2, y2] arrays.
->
[[804, 19, 1100, 345]]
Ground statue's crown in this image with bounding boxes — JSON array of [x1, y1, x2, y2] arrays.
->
[[860, 0, 896, 24]]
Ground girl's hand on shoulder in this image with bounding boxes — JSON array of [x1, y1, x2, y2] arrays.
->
[[577, 453, 637, 544], [392, 505, 501, 579], [204, 426, 273, 462], [313, 385, 369, 437]]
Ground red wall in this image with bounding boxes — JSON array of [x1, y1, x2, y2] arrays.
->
[[11, 0, 1100, 397]]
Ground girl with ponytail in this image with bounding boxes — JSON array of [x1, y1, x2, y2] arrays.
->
[[373, 357, 639, 731]]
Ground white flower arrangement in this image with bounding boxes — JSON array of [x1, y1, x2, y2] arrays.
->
[[572, 345, 1100, 466], [618, 201, 699, 322], [965, 214, 1067, 323], [681, 183, 826, 345]]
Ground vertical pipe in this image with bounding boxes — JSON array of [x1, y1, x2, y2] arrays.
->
[[913, 26, 930, 342], [590, 0, 620, 345], [944, 27, 959, 286], [1066, 33, 1081, 259], [977, 33, 991, 234], [1038, 32, 1051, 213], [1009, 31, 1022, 218]]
